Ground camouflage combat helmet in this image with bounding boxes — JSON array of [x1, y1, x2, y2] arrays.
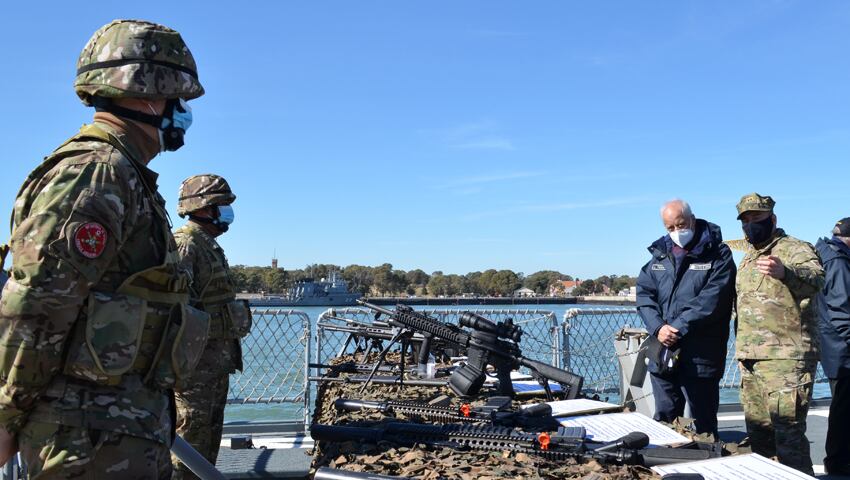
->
[[178, 174, 236, 217], [75, 19, 204, 105]]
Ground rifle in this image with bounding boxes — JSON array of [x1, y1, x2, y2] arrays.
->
[[311, 362, 454, 378], [314, 467, 412, 480], [310, 422, 715, 466], [357, 301, 583, 400], [309, 375, 454, 388], [317, 320, 461, 372], [334, 395, 561, 430]]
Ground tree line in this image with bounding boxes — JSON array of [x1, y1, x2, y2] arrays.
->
[[230, 263, 637, 297]]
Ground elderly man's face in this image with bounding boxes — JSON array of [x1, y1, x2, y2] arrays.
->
[[662, 207, 694, 233]]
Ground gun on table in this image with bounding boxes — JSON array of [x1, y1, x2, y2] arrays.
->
[[309, 375, 455, 388], [311, 362, 455, 379], [314, 467, 412, 480], [334, 395, 561, 430], [318, 322, 461, 367], [357, 301, 583, 399], [310, 422, 715, 466]]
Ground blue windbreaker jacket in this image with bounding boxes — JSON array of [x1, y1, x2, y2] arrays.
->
[[637, 220, 737, 378]]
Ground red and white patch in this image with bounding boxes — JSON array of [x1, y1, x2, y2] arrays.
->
[[74, 222, 108, 259]]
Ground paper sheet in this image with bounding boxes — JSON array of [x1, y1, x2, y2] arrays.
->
[[652, 453, 817, 479], [522, 398, 621, 417], [557, 412, 690, 446]]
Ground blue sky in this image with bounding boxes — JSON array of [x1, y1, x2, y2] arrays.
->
[[2, 1, 849, 279]]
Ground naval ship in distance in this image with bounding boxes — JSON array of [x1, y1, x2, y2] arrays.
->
[[247, 271, 362, 307]]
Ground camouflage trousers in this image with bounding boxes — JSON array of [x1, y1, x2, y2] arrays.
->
[[739, 359, 816, 475], [172, 367, 230, 479], [18, 421, 171, 479]]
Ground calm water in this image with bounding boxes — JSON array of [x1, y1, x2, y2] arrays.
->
[[223, 303, 831, 423]]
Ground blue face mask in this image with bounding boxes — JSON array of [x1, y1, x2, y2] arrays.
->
[[158, 99, 193, 151], [217, 205, 235, 226]]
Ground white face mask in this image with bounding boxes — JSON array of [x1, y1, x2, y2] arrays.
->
[[669, 228, 694, 248]]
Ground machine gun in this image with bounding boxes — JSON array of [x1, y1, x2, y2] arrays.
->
[[310, 422, 716, 466], [357, 301, 583, 399], [334, 395, 561, 430]]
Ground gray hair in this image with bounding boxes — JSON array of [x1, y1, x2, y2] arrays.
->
[[660, 199, 693, 218]]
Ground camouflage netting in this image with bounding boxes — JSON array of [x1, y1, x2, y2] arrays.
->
[[308, 354, 737, 480]]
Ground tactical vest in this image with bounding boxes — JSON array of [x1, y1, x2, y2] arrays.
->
[[174, 223, 252, 340], [18, 125, 210, 442]]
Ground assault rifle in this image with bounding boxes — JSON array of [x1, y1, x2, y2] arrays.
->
[[310, 422, 717, 466], [311, 362, 454, 378], [357, 301, 583, 399], [309, 375, 454, 388], [318, 321, 460, 367], [314, 467, 412, 480], [334, 395, 561, 430]]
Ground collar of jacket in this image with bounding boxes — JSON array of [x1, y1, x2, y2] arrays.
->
[[92, 111, 159, 164], [822, 236, 850, 260], [648, 219, 722, 260], [185, 220, 222, 251]]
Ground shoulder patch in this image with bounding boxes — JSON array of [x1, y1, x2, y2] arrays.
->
[[651, 263, 666, 271], [74, 222, 108, 259], [689, 263, 712, 271]]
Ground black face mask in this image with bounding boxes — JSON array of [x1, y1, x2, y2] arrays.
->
[[743, 216, 774, 246]]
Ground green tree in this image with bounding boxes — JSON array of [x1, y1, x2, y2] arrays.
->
[[342, 264, 374, 295], [263, 268, 288, 293], [427, 273, 450, 296], [524, 270, 572, 295]]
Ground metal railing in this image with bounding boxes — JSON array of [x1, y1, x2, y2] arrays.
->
[[562, 307, 829, 397], [228, 309, 312, 425]]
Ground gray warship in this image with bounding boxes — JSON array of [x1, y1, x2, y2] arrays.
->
[[249, 271, 362, 307]]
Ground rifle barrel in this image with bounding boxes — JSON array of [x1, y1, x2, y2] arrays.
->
[[357, 300, 396, 316]]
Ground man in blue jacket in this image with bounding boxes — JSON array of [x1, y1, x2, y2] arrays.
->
[[815, 217, 850, 476], [637, 199, 737, 437]]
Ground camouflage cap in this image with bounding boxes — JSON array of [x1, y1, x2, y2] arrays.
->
[[736, 192, 775, 220], [75, 19, 204, 105], [177, 174, 236, 217]]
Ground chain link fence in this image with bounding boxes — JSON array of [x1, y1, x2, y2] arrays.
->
[[562, 308, 641, 395], [562, 307, 829, 398], [228, 309, 311, 425]]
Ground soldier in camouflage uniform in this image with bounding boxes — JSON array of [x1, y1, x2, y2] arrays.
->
[[172, 175, 252, 478], [734, 193, 824, 475], [0, 20, 209, 478]]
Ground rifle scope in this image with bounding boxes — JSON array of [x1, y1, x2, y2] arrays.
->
[[459, 312, 522, 343]]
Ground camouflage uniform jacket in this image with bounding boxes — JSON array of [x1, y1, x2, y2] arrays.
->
[[174, 222, 242, 373], [736, 229, 824, 360], [0, 121, 187, 445]]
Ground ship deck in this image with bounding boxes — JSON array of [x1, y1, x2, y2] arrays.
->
[[215, 399, 848, 479]]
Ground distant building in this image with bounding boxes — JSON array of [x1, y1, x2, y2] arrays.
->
[[617, 286, 637, 297], [549, 280, 580, 297], [513, 287, 536, 298]]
